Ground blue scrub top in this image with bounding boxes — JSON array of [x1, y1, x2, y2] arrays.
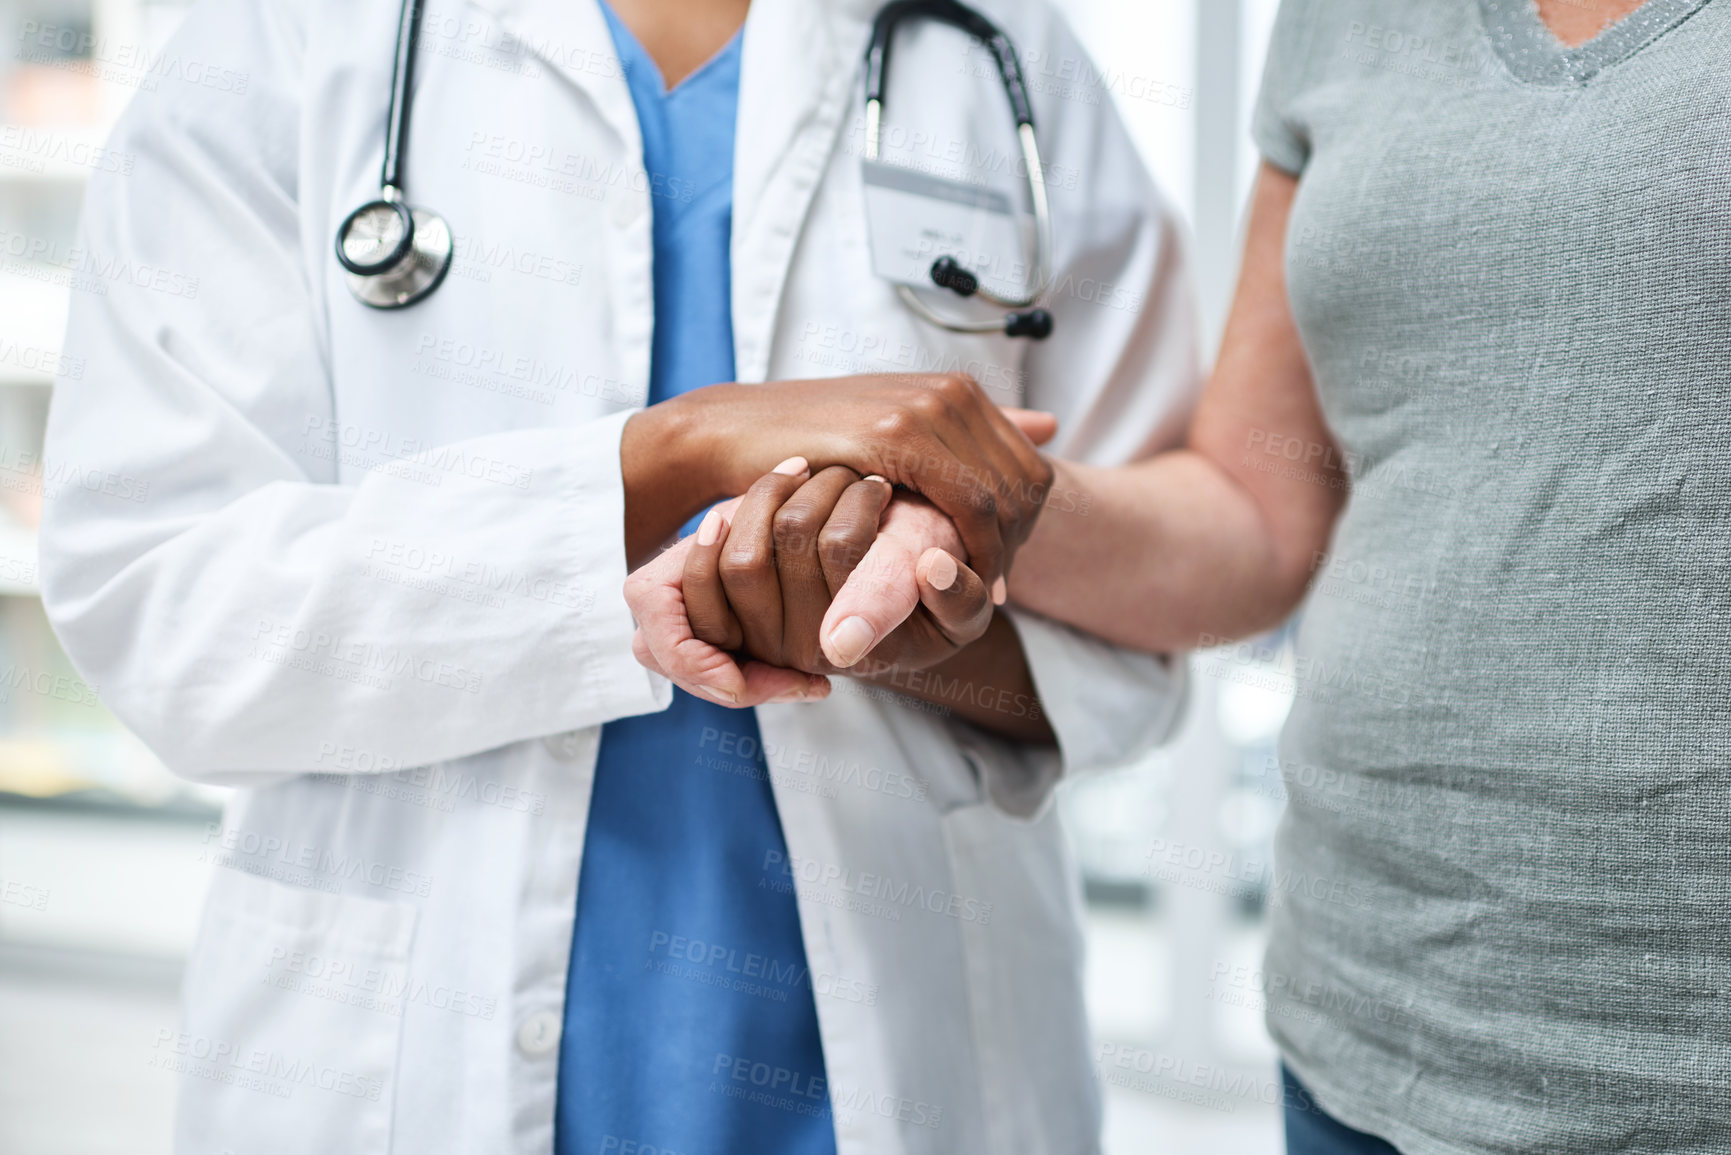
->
[[554, 11, 837, 1155]]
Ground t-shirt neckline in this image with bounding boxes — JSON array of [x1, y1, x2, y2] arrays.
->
[[1478, 0, 1714, 84]]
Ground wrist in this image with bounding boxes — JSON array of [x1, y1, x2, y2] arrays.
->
[[621, 396, 727, 565], [629, 396, 718, 502], [674, 382, 763, 497]]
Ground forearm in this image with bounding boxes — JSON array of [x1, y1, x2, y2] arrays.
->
[[621, 399, 726, 568], [1009, 453, 1304, 654], [1008, 164, 1342, 656], [855, 613, 1054, 745]]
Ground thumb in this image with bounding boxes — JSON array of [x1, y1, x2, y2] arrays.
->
[[915, 549, 992, 646], [1002, 407, 1058, 446], [819, 535, 922, 668]]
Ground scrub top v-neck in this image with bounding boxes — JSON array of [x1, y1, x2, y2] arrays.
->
[[554, 9, 837, 1155]]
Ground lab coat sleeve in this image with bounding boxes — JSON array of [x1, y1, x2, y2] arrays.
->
[[959, 0, 1202, 818], [37, 0, 667, 785]]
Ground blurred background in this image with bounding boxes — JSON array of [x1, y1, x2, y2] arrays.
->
[[0, 0, 1295, 1151]]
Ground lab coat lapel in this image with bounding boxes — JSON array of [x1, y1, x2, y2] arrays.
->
[[730, 0, 875, 383], [469, 0, 642, 158]]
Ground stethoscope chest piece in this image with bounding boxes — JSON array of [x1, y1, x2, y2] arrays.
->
[[337, 0, 451, 309], [337, 195, 453, 309]]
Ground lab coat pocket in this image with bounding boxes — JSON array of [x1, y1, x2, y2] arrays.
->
[[169, 867, 418, 1155]]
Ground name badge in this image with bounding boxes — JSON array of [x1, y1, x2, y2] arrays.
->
[[861, 160, 1031, 301]]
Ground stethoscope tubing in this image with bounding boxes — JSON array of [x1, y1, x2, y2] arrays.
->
[[341, 0, 1050, 329], [863, 0, 1055, 322], [381, 0, 426, 197]]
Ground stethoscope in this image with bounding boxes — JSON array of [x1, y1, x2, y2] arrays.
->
[[334, 0, 452, 309], [865, 0, 1055, 340], [337, 0, 1054, 341]]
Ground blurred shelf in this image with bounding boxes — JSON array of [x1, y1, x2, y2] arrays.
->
[[0, 729, 221, 816], [0, 802, 216, 962], [0, 164, 90, 188]]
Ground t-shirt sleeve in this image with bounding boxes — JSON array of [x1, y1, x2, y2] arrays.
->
[[1251, 0, 1319, 175]]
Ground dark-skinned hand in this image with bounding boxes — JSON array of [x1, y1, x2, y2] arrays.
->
[[625, 458, 992, 706], [622, 374, 1057, 585]]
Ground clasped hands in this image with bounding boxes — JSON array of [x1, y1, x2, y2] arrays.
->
[[625, 376, 1055, 709]]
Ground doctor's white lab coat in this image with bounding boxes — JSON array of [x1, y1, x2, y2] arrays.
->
[[39, 0, 1199, 1150]]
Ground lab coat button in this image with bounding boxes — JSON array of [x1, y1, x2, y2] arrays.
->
[[516, 1010, 561, 1057]]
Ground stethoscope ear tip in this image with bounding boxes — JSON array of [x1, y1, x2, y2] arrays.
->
[[930, 256, 980, 298], [1005, 310, 1054, 341]]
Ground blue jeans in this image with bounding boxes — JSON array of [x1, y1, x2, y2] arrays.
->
[[1283, 1065, 1403, 1155]]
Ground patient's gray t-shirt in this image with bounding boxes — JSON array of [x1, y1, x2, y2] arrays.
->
[[1250, 1, 1731, 1151]]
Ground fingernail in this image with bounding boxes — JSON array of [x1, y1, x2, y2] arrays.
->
[[770, 676, 829, 704], [773, 456, 809, 477], [700, 685, 738, 705], [926, 551, 958, 591], [826, 616, 876, 667], [696, 508, 723, 547], [991, 577, 1008, 605], [863, 474, 888, 485]]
